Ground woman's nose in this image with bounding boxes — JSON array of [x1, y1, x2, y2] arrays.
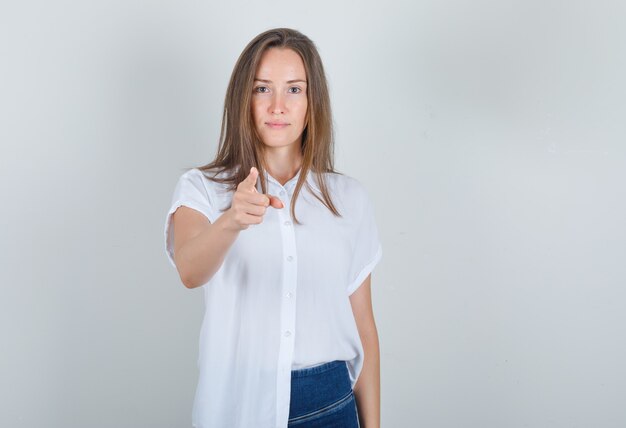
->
[[269, 93, 285, 114]]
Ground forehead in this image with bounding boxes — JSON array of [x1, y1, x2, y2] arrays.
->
[[255, 48, 306, 80]]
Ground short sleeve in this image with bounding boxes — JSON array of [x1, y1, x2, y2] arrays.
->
[[164, 169, 216, 268], [346, 187, 383, 295]]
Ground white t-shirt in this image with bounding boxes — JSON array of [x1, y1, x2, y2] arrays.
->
[[164, 166, 382, 428]]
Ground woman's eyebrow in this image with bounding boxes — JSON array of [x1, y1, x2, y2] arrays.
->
[[254, 78, 307, 84]]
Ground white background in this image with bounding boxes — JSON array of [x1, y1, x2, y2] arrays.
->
[[1, 0, 625, 426]]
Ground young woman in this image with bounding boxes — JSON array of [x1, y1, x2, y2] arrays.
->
[[164, 28, 382, 428]]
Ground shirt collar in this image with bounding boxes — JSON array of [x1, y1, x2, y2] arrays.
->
[[263, 167, 320, 193]]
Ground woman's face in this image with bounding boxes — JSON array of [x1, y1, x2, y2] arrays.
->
[[251, 47, 308, 151]]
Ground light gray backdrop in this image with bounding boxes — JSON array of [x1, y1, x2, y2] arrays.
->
[[1, 0, 625, 427]]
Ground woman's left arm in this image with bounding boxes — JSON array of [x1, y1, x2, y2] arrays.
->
[[349, 273, 380, 428]]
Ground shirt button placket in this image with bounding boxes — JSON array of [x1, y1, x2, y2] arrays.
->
[[274, 183, 298, 427]]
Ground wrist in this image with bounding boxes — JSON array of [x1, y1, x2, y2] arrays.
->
[[216, 209, 242, 233]]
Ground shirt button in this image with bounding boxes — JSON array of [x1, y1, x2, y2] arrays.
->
[[284, 220, 292, 226], [286, 255, 293, 262], [284, 330, 291, 337], [286, 292, 293, 298], [280, 190, 286, 195]]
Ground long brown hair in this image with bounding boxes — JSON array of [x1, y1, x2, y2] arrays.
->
[[188, 27, 343, 225]]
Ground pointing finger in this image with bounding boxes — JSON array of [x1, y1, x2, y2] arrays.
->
[[243, 166, 259, 193]]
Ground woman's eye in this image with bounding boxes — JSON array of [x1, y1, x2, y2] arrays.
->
[[254, 86, 302, 94]]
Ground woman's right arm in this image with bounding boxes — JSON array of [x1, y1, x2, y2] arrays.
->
[[172, 167, 283, 289], [172, 207, 240, 288]]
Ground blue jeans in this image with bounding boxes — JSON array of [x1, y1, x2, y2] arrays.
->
[[288, 360, 360, 427]]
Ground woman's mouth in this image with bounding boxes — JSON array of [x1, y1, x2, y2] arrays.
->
[[266, 122, 289, 129]]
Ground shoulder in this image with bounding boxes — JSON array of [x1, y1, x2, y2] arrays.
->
[[325, 172, 370, 200], [320, 172, 374, 215], [182, 167, 225, 181], [182, 168, 232, 193], [177, 168, 208, 184]]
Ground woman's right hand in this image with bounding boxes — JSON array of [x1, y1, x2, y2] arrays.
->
[[226, 166, 284, 231]]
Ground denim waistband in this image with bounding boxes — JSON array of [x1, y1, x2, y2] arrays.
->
[[290, 360, 346, 378]]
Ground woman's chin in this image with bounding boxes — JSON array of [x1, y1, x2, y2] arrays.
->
[[261, 139, 299, 148]]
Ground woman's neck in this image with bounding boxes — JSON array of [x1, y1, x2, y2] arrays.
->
[[263, 149, 303, 186]]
